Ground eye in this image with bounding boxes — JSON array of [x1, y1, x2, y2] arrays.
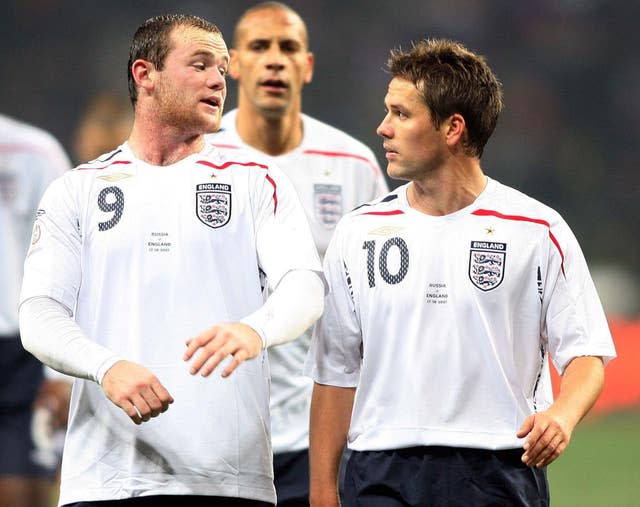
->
[[248, 40, 269, 52], [280, 41, 300, 53], [193, 62, 206, 71], [218, 67, 228, 77]]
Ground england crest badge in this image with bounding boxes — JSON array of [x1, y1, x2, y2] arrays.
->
[[468, 240, 506, 291], [314, 183, 342, 229], [196, 183, 231, 229]]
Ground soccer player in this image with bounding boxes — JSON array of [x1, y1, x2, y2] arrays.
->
[[209, 3, 388, 505], [0, 113, 71, 507], [18, 14, 324, 507], [305, 39, 616, 507], [72, 91, 133, 164]]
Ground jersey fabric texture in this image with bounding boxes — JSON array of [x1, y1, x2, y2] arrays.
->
[[305, 177, 616, 452], [209, 110, 388, 455], [0, 113, 70, 336], [20, 141, 321, 505]]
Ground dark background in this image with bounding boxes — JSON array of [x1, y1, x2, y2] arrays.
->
[[2, 0, 638, 315]]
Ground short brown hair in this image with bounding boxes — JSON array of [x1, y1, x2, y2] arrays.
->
[[388, 39, 503, 158], [127, 14, 223, 105]]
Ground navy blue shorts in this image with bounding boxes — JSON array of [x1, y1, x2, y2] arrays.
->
[[64, 496, 273, 506], [343, 446, 549, 507], [0, 336, 43, 408], [0, 337, 56, 479], [273, 449, 309, 506], [273, 447, 350, 506]]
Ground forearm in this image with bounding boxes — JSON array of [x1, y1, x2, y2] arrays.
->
[[242, 269, 324, 348], [552, 355, 605, 428], [309, 382, 355, 507], [19, 296, 122, 384]]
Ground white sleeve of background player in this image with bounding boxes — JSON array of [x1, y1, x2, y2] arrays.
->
[[304, 220, 362, 387], [542, 217, 617, 374], [20, 296, 122, 384], [241, 269, 324, 348], [254, 163, 323, 285]]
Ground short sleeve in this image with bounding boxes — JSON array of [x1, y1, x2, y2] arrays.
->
[[542, 218, 616, 374], [304, 219, 362, 387]]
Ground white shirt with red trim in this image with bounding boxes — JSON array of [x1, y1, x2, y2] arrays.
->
[[209, 110, 388, 454], [20, 141, 321, 505], [305, 177, 616, 452], [1, 113, 70, 336]]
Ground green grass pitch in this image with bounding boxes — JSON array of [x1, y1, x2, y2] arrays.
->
[[548, 409, 640, 506]]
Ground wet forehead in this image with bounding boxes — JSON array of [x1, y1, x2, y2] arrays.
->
[[236, 9, 307, 47], [170, 25, 229, 60]]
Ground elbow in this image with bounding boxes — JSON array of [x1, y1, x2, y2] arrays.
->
[[309, 273, 325, 324], [18, 300, 38, 356]]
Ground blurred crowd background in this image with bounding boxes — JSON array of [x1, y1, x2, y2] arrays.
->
[[1, 0, 639, 317]]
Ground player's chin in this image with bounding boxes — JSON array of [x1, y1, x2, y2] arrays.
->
[[203, 113, 223, 134]]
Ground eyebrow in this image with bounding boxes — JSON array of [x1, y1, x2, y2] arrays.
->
[[191, 49, 229, 63]]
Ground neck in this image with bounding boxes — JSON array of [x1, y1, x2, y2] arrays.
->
[[234, 99, 303, 156], [407, 158, 487, 216], [127, 112, 205, 166]]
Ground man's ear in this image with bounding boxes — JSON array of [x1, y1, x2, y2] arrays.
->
[[228, 49, 241, 81], [131, 59, 155, 98], [303, 51, 315, 84], [445, 113, 466, 148]]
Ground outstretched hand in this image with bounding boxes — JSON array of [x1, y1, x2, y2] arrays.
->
[[183, 322, 262, 378], [517, 410, 572, 468], [101, 360, 174, 425]]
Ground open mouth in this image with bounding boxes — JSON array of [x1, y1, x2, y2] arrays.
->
[[202, 97, 221, 108], [260, 79, 288, 91]]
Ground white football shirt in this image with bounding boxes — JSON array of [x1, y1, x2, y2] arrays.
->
[[209, 110, 388, 454], [0, 114, 70, 336], [20, 141, 321, 505], [305, 177, 616, 452]]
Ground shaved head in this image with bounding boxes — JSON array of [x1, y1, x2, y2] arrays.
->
[[233, 2, 308, 49]]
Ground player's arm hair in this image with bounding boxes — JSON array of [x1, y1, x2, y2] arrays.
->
[[19, 296, 122, 384], [241, 269, 325, 348]]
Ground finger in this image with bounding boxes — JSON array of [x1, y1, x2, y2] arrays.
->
[[524, 418, 549, 450], [129, 393, 152, 422], [183, 337, 204, 361], [139, 387, 163, 418], [197, 346, 231, 377], [523, 427, 555, 467], [539, 440, 568, 467], [535, 434, 565, 468], [120, 399, 143, 425], [150, 380, 174, 411], [516, 415, 535, 439], [221, 349, 249, 378], [190, 343, 222, 375], [183, 327, 219, 361]]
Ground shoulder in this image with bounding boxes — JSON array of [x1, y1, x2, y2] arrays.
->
[[73, 145, 133, 173], [474, 178, 565, 229], [0, 114, 71, 172], [199, 140, 273, 172], [0, 114, 59, 149], [300, 114, 379, 166], [341, 185, 406, 222]]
